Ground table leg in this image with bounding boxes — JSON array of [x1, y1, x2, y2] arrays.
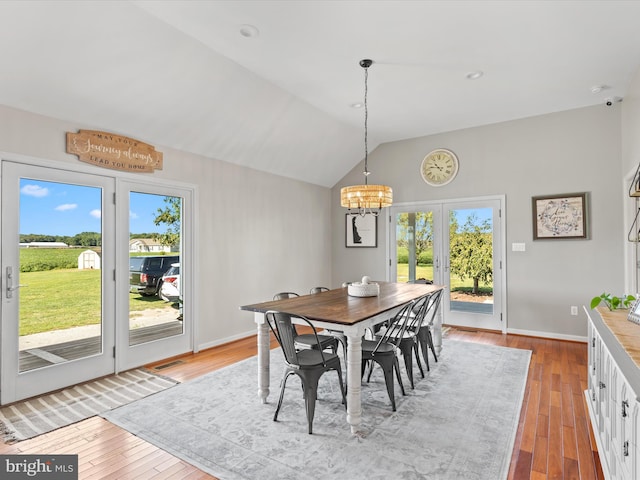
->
[[255, 313, 270, 404], [345, 333, 362, 435]]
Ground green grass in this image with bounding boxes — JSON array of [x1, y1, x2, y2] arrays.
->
[[395, 263, 493, 293], [19, 269, 173, 336], [20, 248, 92, 272]]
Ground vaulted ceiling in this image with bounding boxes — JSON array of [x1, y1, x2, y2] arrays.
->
[[1, 1, 640, 187]]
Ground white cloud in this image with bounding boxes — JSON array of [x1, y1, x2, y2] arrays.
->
[[90, 209, 101, 219], [21, 184, 49, 197], [130, 211, 139, 220], [55, 203, 77, 211]]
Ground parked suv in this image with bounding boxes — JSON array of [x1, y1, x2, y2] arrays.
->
[[129, 255, 180, 296]]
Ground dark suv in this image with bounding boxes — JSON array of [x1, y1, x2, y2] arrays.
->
[[129, 255, 180, 296]]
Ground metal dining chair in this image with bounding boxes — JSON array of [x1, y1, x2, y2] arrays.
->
[[367, 295, 429, 389], [309, 287, 348, 361], [361, 300, 415, 411], [266, 310, 346, 434], [415, 289, 443, 372], [273, 292, 339, 353]]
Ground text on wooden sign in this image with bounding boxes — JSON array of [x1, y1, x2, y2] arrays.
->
[[66, 130, 163, 173]]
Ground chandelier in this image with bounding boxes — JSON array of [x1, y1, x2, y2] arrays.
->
[[340, 59, 393, 216]]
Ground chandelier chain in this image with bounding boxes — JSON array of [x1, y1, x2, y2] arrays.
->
[[363, 63, 369, 185]]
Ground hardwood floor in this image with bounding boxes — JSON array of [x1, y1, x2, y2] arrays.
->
[[0, 328, 604, 479]]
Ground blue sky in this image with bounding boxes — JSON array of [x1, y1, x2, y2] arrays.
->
[[454, 207, 493, 226], [19, 179, 168, 236]]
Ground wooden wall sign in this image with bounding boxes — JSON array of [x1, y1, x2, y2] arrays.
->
[[66, 130, 163, 173]]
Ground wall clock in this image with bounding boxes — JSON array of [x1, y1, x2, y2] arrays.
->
[[420, 148, 459, 186]]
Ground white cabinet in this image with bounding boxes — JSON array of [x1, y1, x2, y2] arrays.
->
[[586, 308, 640, 479]]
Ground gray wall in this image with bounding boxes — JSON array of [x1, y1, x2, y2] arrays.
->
[[332, 105, 625, 339], [2, 79, 636, 346], [0, 105, 333, 350]]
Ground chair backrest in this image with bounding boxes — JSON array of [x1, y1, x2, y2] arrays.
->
[[371, 300, 415, 353], [310, 287, 330, 294], [273, 292, 299, 300], [409, 293, 432, 330], [265, 311, 327, 366], [272, 293, 301, 338], [423, 289, 443, 327]]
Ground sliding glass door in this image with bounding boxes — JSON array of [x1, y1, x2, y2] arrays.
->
[[0, 162, 115, 403], [0, 160, 194, 404], [116, 180, 192, 371], [390, 197, 504, 332]]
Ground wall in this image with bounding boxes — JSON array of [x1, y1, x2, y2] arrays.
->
[[622, 68, 640, 293], [332, 105, 624, 339], [0, 105, 333, 350]]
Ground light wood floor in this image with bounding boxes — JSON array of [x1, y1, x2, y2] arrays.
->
[[0, 328, 604, 479]]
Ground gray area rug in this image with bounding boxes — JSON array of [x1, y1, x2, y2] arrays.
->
[[103, 340, 530, 480], [0, 368, 178, 443]]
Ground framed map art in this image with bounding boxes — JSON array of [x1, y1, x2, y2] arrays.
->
[[345, 213, 377, 247], [532, 192, 588, 240]]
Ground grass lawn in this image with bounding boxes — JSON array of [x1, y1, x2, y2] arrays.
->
[[396, 263, 493, 293], [19, 269, 173, 336]]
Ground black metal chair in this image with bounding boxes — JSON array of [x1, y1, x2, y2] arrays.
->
[[369, 295, 429, 389], [273, 292, 339, 353], [361, 301, 415, 411], [309, 287, 348, 361], [415, 289, 443, 372], [266, 310, 347, 434]]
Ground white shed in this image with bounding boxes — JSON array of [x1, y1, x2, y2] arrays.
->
[[78, 250, 101, 270]]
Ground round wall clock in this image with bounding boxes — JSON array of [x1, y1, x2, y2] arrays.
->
[[420, 148, 459, 186]]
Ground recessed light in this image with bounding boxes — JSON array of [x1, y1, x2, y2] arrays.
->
[[466, 71, 484, 80], [239, 24, 259, 38], [350, 102, 363, 109]]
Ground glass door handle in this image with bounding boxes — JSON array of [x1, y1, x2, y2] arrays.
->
[[6, 266, 27, 299]]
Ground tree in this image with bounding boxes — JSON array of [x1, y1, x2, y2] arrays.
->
[[71, 231, 101, 246], [449, 213, 493, 294], [153, 197, 181, 248], [396, 212, 433, 264]]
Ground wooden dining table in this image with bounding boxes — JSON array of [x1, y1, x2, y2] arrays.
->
[[240, 281, 444, 434]]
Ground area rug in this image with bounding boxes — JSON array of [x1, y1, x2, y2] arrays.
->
[[103, 340, 531, 480], [0, 368, 178, 443]]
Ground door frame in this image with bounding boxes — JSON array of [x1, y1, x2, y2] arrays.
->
[[387, 194, 507, 333], [0, 152, 197, 403], [116, 179, 195, 372], [1, 160, 116, 403]]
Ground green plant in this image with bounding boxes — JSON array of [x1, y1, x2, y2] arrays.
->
[[590, 292, 636, 311]]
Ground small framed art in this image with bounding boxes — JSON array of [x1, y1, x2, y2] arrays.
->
[[628, 298, 640, 325], [345, 213, 377, 248], [532, 192, 588, 240]]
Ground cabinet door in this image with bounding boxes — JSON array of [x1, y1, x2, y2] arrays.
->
[[600, 340, 616, 475], [620, 380, 637, 479], [588, 322, 599, 404]]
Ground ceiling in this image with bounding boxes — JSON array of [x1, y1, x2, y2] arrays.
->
[[1, 1, 640, 187]]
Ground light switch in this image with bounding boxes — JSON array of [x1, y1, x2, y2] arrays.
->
[[512, 243, 526, 252]]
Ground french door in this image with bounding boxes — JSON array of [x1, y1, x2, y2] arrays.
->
[[390, 197, 505, 332], [0, 160, 193, 404]]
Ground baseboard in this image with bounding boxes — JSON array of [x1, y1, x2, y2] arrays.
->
[[507, 328, 587, 343], [197, 329, 256, 352], [197, 326, 588, 353]]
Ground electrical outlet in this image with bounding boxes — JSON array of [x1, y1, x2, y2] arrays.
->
[[571, 306, 578, 316]]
